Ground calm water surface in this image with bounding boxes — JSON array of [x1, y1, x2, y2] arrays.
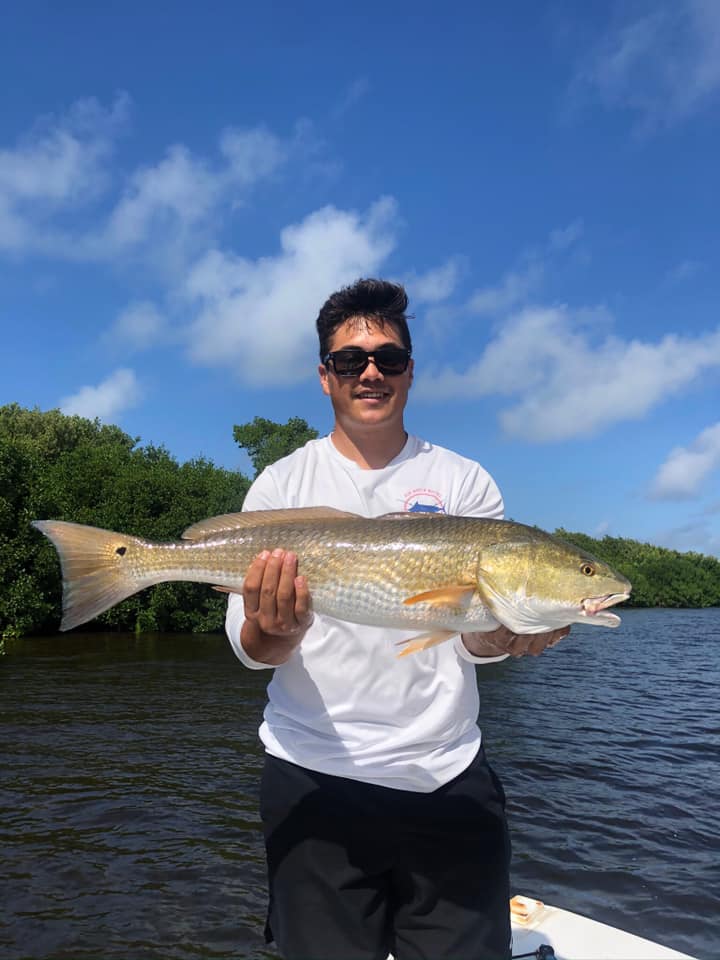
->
[[2, 609, 719, 959]]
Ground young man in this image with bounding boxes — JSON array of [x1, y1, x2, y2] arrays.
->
[[226, 279, 568, 960]]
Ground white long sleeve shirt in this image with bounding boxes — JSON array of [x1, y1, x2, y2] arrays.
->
[[226, 434, 506, 792]]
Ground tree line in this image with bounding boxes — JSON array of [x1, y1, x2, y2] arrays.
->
[[1, 403, 718, 639]]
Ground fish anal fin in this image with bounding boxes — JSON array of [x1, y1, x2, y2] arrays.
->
[[396, 629, 457, 658], [403, 585, 475, 608], [182, 506, 359, 540]]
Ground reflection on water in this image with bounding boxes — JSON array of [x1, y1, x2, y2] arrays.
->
[[1, 610, 719, 959]]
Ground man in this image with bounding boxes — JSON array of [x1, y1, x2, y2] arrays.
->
[[226, 278, 568, 960]]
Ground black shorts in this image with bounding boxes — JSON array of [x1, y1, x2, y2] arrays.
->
[[260, 746, 511, 960]]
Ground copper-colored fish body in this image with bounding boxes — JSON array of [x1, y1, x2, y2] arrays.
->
[[33, 509, 631, 647]]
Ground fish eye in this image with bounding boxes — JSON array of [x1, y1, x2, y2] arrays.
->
[[580, 562, 595, 576]]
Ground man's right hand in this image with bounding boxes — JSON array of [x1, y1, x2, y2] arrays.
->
[[240, 549, 313, 665]]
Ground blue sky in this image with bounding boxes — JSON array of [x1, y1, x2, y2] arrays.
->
[[1, 1, 719, 556]]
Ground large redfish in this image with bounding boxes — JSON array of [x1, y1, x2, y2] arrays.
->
[[33, 507, 631, 655]]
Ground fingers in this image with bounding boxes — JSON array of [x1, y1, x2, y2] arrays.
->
[[243, 549, 313, 636], [505, 627, 570, 657]]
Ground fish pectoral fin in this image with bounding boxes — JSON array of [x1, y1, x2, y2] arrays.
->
[[396, 630, 457, 658], [402, 585, 476, 608], [182, 506, 359, 540]]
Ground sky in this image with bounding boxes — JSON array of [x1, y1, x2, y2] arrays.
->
[[1, 1, 719, 556]]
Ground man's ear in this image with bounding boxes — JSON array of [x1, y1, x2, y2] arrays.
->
[[318, 362, 331, 396], [408, 358, 414, 388]]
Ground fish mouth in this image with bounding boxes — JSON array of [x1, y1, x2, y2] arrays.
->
[[580, 593, 631, 627]]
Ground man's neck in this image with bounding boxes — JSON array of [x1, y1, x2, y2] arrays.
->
[[330, 422, 408, 470]]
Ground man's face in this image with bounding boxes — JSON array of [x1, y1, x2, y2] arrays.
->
[[318, 318, 414, 431]]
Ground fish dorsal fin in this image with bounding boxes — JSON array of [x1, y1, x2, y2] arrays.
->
[[182, 506, 359, 541], [403, 585, 476, 609]]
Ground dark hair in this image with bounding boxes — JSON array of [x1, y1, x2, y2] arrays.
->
[[316, 278, 412, 360]]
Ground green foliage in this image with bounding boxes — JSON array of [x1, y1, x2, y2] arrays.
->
[[233, 416, 318, 476], [0, 404, 249, 638], [555, 528, 720, 608]]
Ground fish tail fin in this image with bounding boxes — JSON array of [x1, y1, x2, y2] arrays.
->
[[33, 520, 146, 631]]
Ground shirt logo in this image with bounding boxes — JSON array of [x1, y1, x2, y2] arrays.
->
[[403, 488, 446, 513]]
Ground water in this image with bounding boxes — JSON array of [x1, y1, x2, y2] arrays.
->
[[2, 609, 718, 959]]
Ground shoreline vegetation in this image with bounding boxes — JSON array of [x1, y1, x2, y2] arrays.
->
[[2, 403, 719, 640]]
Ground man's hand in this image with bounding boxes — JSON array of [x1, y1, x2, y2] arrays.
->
[[462, 625, 570, 659], [239, 549, 313, 665]]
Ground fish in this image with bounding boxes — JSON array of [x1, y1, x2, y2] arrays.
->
[[32, 507, 632, 655]]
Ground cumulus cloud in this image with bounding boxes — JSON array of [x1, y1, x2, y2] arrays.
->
[[405, 258, 463, 305], [184, 198, 398, 383], [649, 422, 720, 499], [107, 301, 166, 351], [572, 0, 720, 129], [60, 368, 142, 421], [0, 99, 299, 264], [416, 307, 720, 442], [0, 94, 129, 254], [99, 126, 289, 260], [219, 126, 287, 186], [468, 261, 544, 317], [104, 146, 220, 250]]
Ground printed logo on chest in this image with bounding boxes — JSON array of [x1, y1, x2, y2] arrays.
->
[[403, 487, 446, 514]]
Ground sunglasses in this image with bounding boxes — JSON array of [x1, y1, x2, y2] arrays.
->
[[323, 347, 411, 377]]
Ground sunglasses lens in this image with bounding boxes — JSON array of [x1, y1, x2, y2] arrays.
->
[[374, 348, 409, 374], [331, 351, 368, 375]]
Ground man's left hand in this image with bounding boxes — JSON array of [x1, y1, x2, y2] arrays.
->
[[462, 625, 570, 658]]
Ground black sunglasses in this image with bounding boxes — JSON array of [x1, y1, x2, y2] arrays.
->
[[323, 347, 411, 377]]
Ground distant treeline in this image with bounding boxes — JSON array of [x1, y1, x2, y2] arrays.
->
[[1, 404, 718, 639]]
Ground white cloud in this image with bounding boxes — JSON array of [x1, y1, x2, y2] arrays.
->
[[0, 100, 296, 264], [416, 307, 720, 442], [468, 261, 543, 317], [405, 258, 462, 305], [102, 127, 288, 256], [219, 126, 287, 186], [466, 220, 583, 317], [649, 422, 720, 499], [108, 301, 166, 350], [573, 0, 720, 129], [60, 368, 142, 421], [184, 198, 398, 383], [104, 145, 220, 250], [0, 95, 129, 254]]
